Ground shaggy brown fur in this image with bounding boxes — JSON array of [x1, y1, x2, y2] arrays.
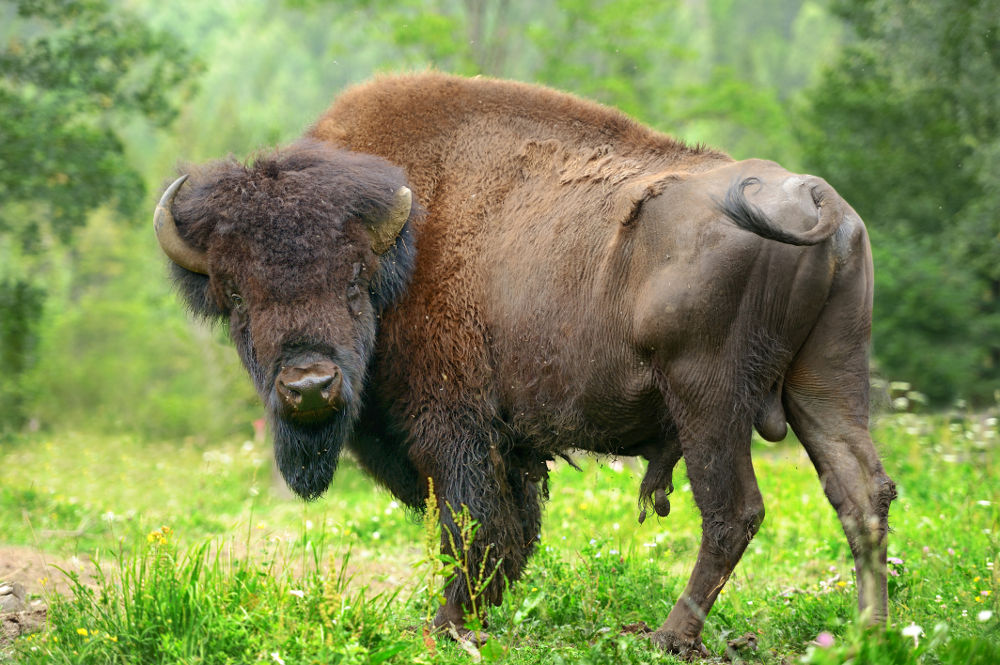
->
[[308, 73, 894, 651], [158, 73, 895, 655]]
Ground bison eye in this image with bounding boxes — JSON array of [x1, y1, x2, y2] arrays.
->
[[230, 293, 245, 309]]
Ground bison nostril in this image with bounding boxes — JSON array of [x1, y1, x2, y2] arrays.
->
[[276, 364, 343, 415], [284, 375, 333, 411], [287, 374, 334, 395]]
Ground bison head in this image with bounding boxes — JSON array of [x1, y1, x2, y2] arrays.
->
[[153, 140, 418, 499]]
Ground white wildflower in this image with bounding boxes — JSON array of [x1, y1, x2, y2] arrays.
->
[[901, 623, 923, 646]]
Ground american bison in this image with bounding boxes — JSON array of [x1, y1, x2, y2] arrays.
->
[[155, 73, 895, 655]]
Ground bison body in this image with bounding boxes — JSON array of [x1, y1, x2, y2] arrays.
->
[[158, 73, 895, 654]]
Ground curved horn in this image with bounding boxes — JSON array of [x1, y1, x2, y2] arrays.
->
[[367, 186, 412, 255], [153, 175, 209, 274]]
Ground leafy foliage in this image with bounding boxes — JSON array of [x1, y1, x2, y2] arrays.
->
[[0, 278, 44, 428], [0, 0, 198, 429], [800, 0, 1000, 403], [0, 0, 197, 239]]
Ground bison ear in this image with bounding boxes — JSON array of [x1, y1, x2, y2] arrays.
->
[[611, 171, 683, 226], [168, 261, 224, 322], [367, 186, 412, 254]]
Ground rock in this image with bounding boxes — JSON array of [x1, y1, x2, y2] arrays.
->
[[0, 582, 27, 613], [726, 631, 759, 656], [0, 596, 26, 613]]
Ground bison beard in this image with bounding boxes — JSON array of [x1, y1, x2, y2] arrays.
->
[[234, 311, 374, 502], [268, 402, 354, 501], [258, 341, 369, 501]]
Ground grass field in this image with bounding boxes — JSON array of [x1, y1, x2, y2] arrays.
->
[[1, 411, 998, 664]]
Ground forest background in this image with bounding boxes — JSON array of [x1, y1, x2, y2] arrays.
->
[[1, 0, 997, 440]]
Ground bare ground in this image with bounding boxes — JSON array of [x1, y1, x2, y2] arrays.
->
[[0, 545, 101, 659], [0, 546, 101, 599]]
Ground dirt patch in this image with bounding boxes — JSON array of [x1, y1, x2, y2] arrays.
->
[[0, 546, 104, 657], [0, 546, 100, 599], [0, 542, 419, 601], [2, 608, 47, 659]]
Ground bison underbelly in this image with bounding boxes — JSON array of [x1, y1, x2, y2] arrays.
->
[[496, 365, 667, 456]]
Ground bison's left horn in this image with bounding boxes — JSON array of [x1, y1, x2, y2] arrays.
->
[[153, 174, 209, 274], [367, 186, 412, 255]]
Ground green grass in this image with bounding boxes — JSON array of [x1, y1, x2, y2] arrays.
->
[[1, 412, 998, 663]]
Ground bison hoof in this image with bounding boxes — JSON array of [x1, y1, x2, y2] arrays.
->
[[444, 625, 490, 647], [431, 604, 489, 647], [648, 629, 711, 660]]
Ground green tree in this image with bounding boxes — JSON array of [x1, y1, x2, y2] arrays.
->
[[800, 0, 999, 403], [284, 0, 533, 77], [0, 0, 198, 429]]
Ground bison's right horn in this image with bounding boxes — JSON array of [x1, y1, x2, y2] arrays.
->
[[367, 186, 412, 255], [153, 175, 209, 274]]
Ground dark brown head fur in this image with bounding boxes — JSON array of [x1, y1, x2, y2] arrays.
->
[[164, 139, 419, 499]]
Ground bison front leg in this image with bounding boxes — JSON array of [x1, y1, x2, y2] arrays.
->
[[650, 412, 763, 656], [415, 436, 540, 642]]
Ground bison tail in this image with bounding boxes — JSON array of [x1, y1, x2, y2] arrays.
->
[[718, 177, 843, 247]]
